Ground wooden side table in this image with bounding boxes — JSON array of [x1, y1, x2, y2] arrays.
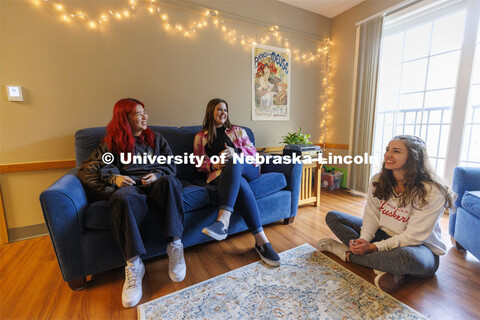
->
[[298, 159, 322, 207], [257, 147, 322, 207]]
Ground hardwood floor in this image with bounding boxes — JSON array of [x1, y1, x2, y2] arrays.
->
[[1, 189, 479, 319]]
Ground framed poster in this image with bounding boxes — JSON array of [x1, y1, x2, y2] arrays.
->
[[252, 44, 291, 120]]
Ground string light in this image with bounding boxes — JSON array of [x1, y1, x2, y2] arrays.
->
[[38, 0, 328, 63], [38, 0, 331, 143], [320, 39, 332, 148]]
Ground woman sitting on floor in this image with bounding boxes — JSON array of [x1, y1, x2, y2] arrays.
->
[[193, 98, 281, 267], [318, 135, 452, 293]]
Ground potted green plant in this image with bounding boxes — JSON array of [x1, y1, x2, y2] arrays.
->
[[281, 127, 312, 145]]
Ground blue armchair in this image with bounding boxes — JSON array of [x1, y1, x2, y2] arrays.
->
[[40, 126, 302, 289], [449, 166, 480, 260]]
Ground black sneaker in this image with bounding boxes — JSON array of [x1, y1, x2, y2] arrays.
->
[[255, 243, 281, 267]]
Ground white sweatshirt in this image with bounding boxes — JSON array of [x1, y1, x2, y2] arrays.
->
[[360, 173, 447, 255]]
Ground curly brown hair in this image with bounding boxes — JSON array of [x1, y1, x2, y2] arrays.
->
[[372, 135, 452, 209]]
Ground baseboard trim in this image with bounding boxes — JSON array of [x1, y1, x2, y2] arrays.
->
[[7, 224, 48, 243]]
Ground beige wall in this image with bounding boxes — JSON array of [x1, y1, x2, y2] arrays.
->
[[0, 1, 329, 229], [329, 0, 405, 145]]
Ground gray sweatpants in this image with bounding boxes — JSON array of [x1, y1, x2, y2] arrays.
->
[[325, 211, 439, 277]]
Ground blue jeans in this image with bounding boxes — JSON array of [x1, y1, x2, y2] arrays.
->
[[325, 211, 440, 277], [212, 160, 263, 235]]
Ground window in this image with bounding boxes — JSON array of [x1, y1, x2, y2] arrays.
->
[[460, 19, 480, 166], [371, 0, 480, 183]]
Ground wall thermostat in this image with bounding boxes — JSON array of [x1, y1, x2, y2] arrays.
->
[[6, 85, 23, 101]]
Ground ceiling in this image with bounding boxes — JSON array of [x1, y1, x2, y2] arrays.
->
[[277, 0, 366, 18]]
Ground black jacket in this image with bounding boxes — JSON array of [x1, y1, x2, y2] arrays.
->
[[78, 132, 176, 200]]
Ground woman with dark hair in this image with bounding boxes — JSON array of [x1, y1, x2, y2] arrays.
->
[[193, 98, 281, 267], [317, 135, 452, 293], [79, 98, 185, 308]]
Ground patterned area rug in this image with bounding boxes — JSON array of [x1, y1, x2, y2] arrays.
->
[[138, 244, 426, 320]]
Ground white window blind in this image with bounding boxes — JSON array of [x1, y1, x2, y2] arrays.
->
[[371, 0, 479, 183]]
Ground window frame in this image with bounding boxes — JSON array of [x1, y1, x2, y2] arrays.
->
[[371, 0, 480, 185], [444, 0, 480, 184]]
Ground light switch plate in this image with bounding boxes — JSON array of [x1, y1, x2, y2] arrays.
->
[[6, 85, 23, 101]]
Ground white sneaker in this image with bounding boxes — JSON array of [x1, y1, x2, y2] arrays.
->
[[122, 259, 145, 308], [317, 238, 349, 261], [167, 240, 186, 282]]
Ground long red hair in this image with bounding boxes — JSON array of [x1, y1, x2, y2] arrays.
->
[[103, 98, 155, 154]]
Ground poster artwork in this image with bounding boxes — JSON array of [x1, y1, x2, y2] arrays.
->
[[252, 44, 291, 120]]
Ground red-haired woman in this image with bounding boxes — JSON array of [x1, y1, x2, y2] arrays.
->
[[193, 98, 280, 267], [79, 98, 185, 308]]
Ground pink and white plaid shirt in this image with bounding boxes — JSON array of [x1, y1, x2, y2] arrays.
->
[[193, 126, 257, 183]]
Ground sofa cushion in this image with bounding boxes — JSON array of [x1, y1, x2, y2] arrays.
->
[[84, 184, 211, 230], [249, 172, 287, 199], [83, 200, 110, 230], [182, 184, 210, 212], [75, 127, 107, 167], [462, 191, 480, 218], [75, 125, 255, 181]]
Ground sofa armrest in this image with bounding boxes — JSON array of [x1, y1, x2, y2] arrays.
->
[[39, 168, 88, 282], [261, 162, 303, 216], [452, 167, 480, 208]]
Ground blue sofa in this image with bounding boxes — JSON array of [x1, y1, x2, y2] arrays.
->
[[40, 126, 302, 289], [449, 166, 480, 260]]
